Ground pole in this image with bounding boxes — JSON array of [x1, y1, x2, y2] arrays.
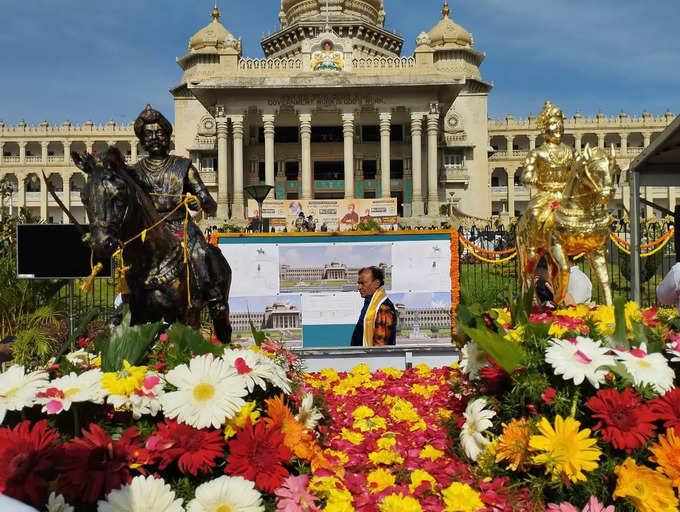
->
[[68, 280, 76, 340], [258, 200, 264, 233], [630, 170, 641, 304], [675, 204, 680, 263]]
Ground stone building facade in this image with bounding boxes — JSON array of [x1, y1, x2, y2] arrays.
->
[[395, 303, 450, 330], [229, 300, 302, 332], [0, 1, 675, 223], [279, 261, 391, 282]]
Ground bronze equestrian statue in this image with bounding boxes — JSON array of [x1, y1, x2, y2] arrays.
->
[[74, 105, 232, 342]]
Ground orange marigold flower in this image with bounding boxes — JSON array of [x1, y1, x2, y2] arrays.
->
[[263, 394, 305, 453], [495, 417, 533, 471], [650, 427, 680, 488]]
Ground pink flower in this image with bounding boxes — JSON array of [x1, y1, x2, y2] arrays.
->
[[581, 496, 615, 512], [274, 474, 320, 512], [541, 387, 557, 404], [547, 503, 578, 512], [159, 333, 168, 343]]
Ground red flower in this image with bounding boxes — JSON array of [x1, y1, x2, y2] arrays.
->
[[0, 420, 59, 506], [479, 359, 509, 393], [585, 388, 657, 452], [57, 424, 144, 503], [146, 419, 225, 476], [649, 387, 680, 430], [225, 419, 291, 492], [541, 387, 557, 404]]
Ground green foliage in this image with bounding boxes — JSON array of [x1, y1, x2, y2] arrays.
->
[[354, 219, 382, 232], [510, 284, 534, 326], [0, 209, 67, 337], [456, 303, 526, 373], [11, 305, 63, 369], [99, 312, 162, 372], [54, 309, 99, 364], [157, 322, 223, 370], [249, 319, 266, 347]]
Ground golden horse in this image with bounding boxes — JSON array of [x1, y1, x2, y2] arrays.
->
[[517, 144, 618, 305]]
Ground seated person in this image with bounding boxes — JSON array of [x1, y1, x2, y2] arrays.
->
[[533, 258, 556, 309]]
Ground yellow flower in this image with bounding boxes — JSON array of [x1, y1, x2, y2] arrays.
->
[[380, 367, 404, 379], [476, 440, 498, 477], [441, 482, 484, 512], [310, 476, 354, 511], [492, 307, 512, 326], [409, 469, 437, 493], [361, 379, 385, 390], [414, 363, 431, 377], [419, 445, 445, 461], [529, 415, 601, 483], [320, 368, 340, 382], [548, 323, 568, 338], [504, 326, 525, 343], [339, 428, 364, 445], [369, 449, 404, 465], [354, 416, 387, 432], [91, 356, 102, 367], [389, 398, 421, 424], [650, 427, 680, 488], [366, 468, 396, 493], [101, 360, 147, 396], [614, 458, 679, 512], [377, 436, 397, 450], [495, 418, 532, 471], [378, 493, 423, 512], [352, 406, 376, 419], [351, 363, 371, 375], [438, 408, 453, 420], [224, 401, 260, 439], [323, 449, 349, 466], [410, 383, 440, 399]]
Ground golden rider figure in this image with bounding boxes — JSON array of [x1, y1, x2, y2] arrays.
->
[[520, 101, 576, 265]]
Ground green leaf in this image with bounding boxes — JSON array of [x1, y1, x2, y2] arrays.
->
[[101, 313, 162, 372], [55, 309, 99, 364], [458, 323, 526, 374], [166, 322, 222, 358], [249, 318, 266, 347], [606, 297, 629, 350], [608, 361, 634, 387]]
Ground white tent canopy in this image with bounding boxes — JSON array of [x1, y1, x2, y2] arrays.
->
[[627, 114, 680, 302]]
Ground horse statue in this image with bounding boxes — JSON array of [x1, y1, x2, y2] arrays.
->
[[73, 147, 233, 341], [517, 144, 619, 305]]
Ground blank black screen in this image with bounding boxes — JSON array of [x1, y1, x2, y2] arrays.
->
[[16, 224, 112, 279]]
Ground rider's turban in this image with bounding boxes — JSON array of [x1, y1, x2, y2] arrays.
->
[[134, 104, 173, 139], [537, 100, 565, 134]]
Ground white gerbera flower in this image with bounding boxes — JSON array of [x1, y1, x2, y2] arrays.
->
[[35, 369, 105, 415], [295, 393, 323, 429], [666, 339, 680, 362], [0, 365, 48, 424], [615, 343, 675, 394], [222, 348, 291, 394], [97, 475, 183, 512], [161, 354, 248, 429], [107, 372, 165, 419], [460, 398, 496, 461], [459, 341, 490, 380], [187, 475, 264, 512], [544, 336, 615, 388], [46, 492, 74, 512]]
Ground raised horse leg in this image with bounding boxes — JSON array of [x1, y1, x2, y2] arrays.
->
[[549, 234, 570, 304], [585, 248, 612, 306]]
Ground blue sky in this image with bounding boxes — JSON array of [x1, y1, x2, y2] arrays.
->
[[1, 0, 678, 125]]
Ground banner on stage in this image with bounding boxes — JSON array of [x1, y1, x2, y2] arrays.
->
[[218, 232, 453, 349], [247, 198, 398, 231]]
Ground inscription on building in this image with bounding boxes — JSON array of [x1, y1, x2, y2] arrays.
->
[[267, 94, 385, 107]]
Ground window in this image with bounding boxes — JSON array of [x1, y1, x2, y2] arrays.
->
[[390, 159, 404, 179], [390, 125, 403, 142], [362, 125, 379, 142], [491, 176, 500, 187], [313, 161, 343, 181], [444, 153, 464, 168], [285, 161, 299, 181], [276, 126, 299, 143], [363, 160, 377, 180], [200, 157, 216, 173], [311, 126, 343, 143]]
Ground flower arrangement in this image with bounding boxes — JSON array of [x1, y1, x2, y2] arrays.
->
[[0, 318, 326, 511], [454, 297, 680, 511]]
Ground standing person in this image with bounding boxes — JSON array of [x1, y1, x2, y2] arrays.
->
[[564, 256, 592, 305], [351, 266, 397, 346], [657, 262, 680, 313]]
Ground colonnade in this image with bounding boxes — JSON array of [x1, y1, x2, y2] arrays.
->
[[213, 108, 442, 219]]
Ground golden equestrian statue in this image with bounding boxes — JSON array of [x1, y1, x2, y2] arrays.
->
[[516, 101, 619, 305]]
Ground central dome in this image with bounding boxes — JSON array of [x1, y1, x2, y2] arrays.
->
[[281, 0, 384, 26]]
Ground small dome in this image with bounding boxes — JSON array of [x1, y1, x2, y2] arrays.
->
[[189, 4, 237, 51], [427, 1, 473, 48], [281, 0, 383, 26]]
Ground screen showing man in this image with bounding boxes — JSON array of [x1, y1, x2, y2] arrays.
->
[[351, 266, 397, 346]]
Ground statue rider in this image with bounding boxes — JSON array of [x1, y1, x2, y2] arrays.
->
[[520, 101, 577, 261], [131, 105, 227, 317]]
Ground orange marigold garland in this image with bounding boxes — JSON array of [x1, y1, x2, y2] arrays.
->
[[450, 230, 460, 335]]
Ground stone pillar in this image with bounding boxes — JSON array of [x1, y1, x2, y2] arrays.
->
[[379, 111, 391, 199], [505, 135, 513, 153], [16, 177, 25, 209], [231, 115, 245, 220], [619, 132, 628, 153], [0, 142, 4, 165], [508, 169, 515, 217], [426, 113, 440, 211], [41, 142, 48, 163], [622, 184, 631, 213], [19, 142, 26, 163], [86, 141, 93, 154], [40, 178, 48, 221], [411, 113, 425, 216], [299, 113, 312, 200], [669, 187, 676, 212], [644, 186, 653, 218], [263, 113, 276, 186], [528, 135, 537, 150], [63, 141, 70, 163], [574, 134, 582, 151], [130, 140, 138, 163], [598, 133, 605, 149], [62, 172, 71, 224], [342, 112, 354, 199], [643, 132, 652, 148], [216, 113, 229, 219]]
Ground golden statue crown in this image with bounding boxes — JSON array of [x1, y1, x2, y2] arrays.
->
[[537, 100, 564, 132]]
